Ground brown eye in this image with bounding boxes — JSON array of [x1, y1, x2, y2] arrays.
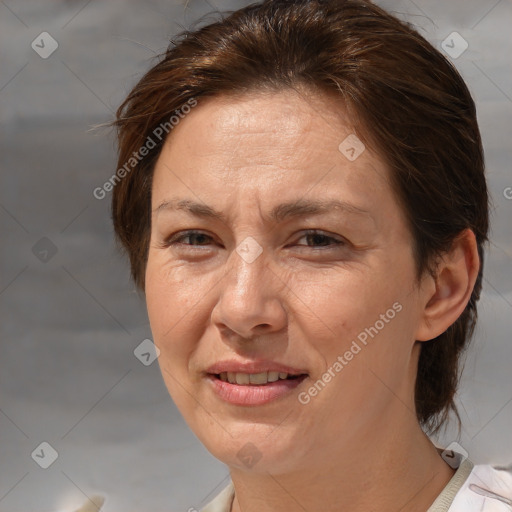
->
[[296, 230, 345, 248], [165, 230, 214, 247]]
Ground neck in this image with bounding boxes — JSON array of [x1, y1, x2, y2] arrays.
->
[[229, 407, 455, 512]]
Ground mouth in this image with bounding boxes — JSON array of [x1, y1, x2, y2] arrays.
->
[[210, 371, 306, 385], [206, 371, 309, 406]]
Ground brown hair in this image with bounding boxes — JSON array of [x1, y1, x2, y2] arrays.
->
[[111, 0, 489, 434]]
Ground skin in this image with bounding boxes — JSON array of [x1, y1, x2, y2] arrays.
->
[[145, 88, 480, 512]]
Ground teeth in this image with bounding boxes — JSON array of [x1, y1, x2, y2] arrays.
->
[[249, 372, 268, 385], [221, 371, 295, 385], [235, 373, 250, 385], [267, 371, 279, 382]]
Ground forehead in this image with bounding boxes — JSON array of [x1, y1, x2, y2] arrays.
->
[[164, 89, 364, 165], [151, 89, 393, 215]]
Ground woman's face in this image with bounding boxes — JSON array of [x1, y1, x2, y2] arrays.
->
[[145, 89, 429, 473]]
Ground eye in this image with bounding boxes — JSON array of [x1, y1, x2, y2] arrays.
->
[[161, 229, 346, 251], [295, 230, 346, 248], [164, 230, 215, 247]]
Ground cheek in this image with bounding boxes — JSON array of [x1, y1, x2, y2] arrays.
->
[[145, 255, 206, 329], [294, 263, 403, 334], [144, 259, 199, 364], [294, 256, 416, 384], [145, 262, 204, 412]]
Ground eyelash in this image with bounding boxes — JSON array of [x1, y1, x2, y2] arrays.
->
[[163, 229, 345, 249]]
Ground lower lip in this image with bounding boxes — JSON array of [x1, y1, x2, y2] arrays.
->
[[206, 374, 308, 406]]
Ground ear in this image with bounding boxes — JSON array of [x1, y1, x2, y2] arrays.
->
[[415, 229, 480, 342]]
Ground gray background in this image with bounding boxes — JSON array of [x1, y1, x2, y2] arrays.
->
[[0, 0, 511, 511]]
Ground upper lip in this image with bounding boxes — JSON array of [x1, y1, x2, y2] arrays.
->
[[206, 360, 308, 376]]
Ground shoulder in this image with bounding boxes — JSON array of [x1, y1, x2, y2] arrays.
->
[[199, 481, 235, 512], [449, 463, 512, 511]]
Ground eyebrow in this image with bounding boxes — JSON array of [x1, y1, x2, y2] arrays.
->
[[153, 197, 371, 224]]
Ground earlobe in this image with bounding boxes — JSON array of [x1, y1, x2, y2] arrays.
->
[[415, 229, 480, 342]]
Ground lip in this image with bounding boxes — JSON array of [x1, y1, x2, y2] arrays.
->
[[205, 360, 308, 376], [206, 373, 308, 406]]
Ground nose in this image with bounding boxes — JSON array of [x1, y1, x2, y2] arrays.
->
[[210, 242, 288, 341]]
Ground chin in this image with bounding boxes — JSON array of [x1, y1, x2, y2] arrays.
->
[[196, 423, 304, 474]]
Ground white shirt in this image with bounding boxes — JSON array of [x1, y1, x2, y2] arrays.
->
[[200, 457, 512, 512]]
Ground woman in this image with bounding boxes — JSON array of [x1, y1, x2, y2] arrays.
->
[[110, 0, 512, 510]]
